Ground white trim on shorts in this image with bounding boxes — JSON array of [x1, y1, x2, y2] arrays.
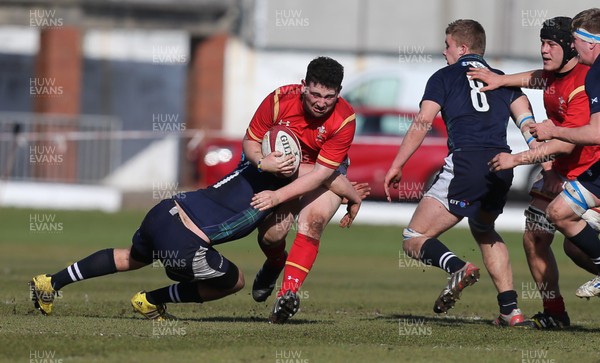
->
[[423, 153, 454, 210]]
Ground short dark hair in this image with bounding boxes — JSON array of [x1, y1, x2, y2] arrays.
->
[[305, 57, 344, 92], [446, 19, 486, 55]]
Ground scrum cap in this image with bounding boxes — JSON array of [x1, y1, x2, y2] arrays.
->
[[540, 16, 577, 68]]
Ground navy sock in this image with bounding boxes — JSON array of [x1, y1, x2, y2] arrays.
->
[[50, 248, 117, 290], [497, 290, 519, 315], [146, 282, 203, 305], [568, 223, 600, 266], [419, 238, 466, 273]]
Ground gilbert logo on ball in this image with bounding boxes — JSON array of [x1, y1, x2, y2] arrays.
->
[[262, 125, 302, 175]]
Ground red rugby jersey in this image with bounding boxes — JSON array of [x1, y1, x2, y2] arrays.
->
[[543, 63, 600, 179], [246, 84, 356, 169]]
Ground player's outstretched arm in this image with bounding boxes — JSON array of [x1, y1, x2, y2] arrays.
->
[[252, 163, 339, 211], [531, 113, 600, 145], [467, 68, 543, 91], [384, 100, 439, 202], [488, 139, 574, 172]]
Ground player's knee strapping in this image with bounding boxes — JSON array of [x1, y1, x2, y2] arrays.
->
[[561, 180, 597, 217], [402, 227, 426, 241], [524, 205, 556, 234]]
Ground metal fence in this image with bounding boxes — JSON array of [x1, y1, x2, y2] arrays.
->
[[0, 112, 122, 184]]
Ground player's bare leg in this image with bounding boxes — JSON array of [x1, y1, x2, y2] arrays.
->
[[252, 200, 297, 302], [270, 186, 341, 323], [469, 211, 528, 326], [402, 196, 461, 256], [402, 197, 481, 314], [520, 197, 571, 328]]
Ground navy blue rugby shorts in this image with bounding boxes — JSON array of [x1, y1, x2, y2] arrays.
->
[[130, 199, 238, 289], [424, 149, 513, 219]]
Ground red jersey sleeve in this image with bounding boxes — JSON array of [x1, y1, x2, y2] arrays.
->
[[246, 89, 277, 142]]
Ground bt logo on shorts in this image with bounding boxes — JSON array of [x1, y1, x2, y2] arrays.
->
[[449, 199, 470, 208]]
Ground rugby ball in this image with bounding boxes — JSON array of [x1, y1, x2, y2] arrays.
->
[[261, 125, 302, 175]]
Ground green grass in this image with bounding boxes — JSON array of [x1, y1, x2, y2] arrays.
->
[[1, 207, 600, 362]]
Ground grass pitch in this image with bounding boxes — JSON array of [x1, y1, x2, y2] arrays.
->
[[1, 207, 600, 363]]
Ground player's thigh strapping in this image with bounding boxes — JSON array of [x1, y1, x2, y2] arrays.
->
[[561, 161, 600, 219]]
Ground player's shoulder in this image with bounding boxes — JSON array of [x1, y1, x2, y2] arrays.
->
[[571, 63, 590, 83], [335, 97, 355, 116], [332, 97, 356, 127]]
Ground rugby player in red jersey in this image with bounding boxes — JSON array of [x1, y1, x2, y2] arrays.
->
[[245, 56, 359, 323], [529, 8, 600, 303], [474, 16, 600, 329]]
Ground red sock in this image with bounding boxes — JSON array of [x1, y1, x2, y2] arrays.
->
[[259, 240, 287, 269], [543, 295, 566, 316], [278, 233, 319, 295]]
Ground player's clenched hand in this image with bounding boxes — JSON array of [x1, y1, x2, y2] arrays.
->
[[341, 182, 371, 204], [488, 152, 518, 172], [261, 151, 297, 176], [530, 119, 556, 141], [339, 200, 361, 228], [383, 167, 403, 202], [251, 190, 281, 211], [466, 67, 499, 92]]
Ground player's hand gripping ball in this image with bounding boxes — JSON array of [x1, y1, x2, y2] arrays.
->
[[261, 125, 302, 177]]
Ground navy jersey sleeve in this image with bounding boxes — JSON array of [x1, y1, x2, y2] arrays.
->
[[588, 61, 600, 115], [421, 70, 446, 107], [508, 86, 525, 104]]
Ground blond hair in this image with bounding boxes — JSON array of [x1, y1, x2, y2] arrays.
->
[[446, 19, 486, 55]]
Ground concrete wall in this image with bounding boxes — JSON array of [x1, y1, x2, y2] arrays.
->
[[246, 0, 596, 59]]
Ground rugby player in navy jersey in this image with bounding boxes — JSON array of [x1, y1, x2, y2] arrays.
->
[[384, 19, 535, 326], [530, 8, 600, 300], [28, 155, 365, 319]]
